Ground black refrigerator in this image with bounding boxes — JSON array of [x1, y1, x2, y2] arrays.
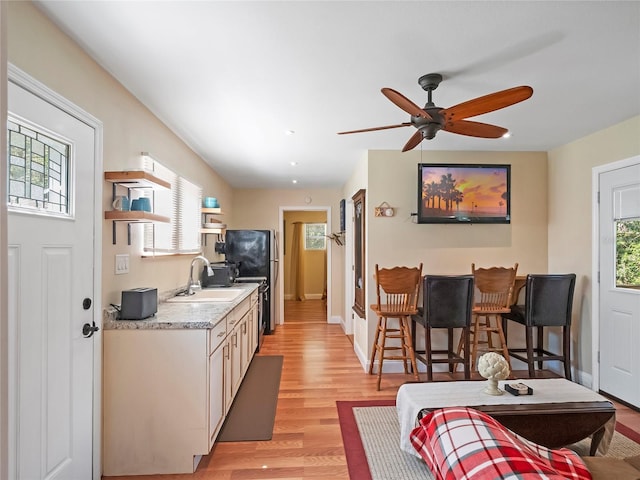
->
[[224, 229, 278, 336]]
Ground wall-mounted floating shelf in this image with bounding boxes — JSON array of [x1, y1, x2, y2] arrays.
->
[[201, 207, 225, 245], [105, 171, 171, 245], [104, 170, 170, 190], [104, 211, 170, 222]]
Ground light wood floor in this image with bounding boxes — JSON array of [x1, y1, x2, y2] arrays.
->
[[104, 299, 640, 479]]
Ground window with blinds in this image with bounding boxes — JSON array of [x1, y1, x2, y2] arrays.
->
[[142, 157, 202, 254]]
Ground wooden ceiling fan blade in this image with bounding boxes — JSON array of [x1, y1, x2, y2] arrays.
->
[[337, 123, 411, 135], [442, 86, 533, 122], [444, 120, 508, 138], [381, 88, 432, 120], [402, 130, 424, 152]]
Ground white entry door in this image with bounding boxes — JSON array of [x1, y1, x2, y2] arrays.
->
[[8, 77, 97, 479], [599, 159, 640, 407]]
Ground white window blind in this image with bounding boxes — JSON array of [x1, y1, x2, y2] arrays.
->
[[178, 176, 202, 252], [143, 157, 202, 254]]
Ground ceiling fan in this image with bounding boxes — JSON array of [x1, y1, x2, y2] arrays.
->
[[337, 73, 533, 152]]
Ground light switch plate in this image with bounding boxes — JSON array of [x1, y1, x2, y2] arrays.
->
[[115, 254, 130, 275]]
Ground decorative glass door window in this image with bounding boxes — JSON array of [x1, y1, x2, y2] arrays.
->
[[8, 119, 70, 215], [616, 218, 640, 288]]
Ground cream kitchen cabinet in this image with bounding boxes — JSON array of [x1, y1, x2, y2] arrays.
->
[[103, 285, 259, 476], [224, 292, 258, 410], [243, 290, 260, 368], [227, 310, 244, 408], [208, 314, 228, 449]]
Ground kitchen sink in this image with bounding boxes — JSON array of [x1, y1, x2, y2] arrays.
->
[[166, 288, 245, 303]]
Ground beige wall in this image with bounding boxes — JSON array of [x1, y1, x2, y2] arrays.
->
[[8, 2, 232, 308], [282, 211, 328, 299], [342, 154, 369, 343], [231, 188, 344, 322], [548, 115, 640, 380], [9, 1, 640, 383], [350, 149, 549, 369]]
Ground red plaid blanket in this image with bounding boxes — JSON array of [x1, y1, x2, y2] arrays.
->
[[410, 407, 592, 480]]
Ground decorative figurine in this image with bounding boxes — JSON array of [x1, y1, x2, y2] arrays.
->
[[478, 352, 510, 396]]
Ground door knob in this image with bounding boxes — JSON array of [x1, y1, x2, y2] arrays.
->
[[82, 322, 100, 338]]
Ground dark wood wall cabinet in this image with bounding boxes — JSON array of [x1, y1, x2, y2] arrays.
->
[[352, 189, 366, 318]]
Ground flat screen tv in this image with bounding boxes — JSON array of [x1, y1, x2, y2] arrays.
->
[[417, 163, 511, 224]]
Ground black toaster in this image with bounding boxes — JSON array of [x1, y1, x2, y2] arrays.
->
[[201, 262, 238, 288], [120, 287, 158, 320]]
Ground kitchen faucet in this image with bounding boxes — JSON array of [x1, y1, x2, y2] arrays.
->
[[185, 255, 214, 295]]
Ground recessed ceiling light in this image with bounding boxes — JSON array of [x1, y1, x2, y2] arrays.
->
[[502, 132, 511, 138], [292, 179, 298, 184], [290, 161, 298, 166], [285, 130, 295, 135]]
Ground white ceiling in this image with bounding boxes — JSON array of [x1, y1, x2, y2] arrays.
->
[[34, 1, 640, 189]]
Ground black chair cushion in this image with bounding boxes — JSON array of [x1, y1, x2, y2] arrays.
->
[[503, 304, 525, 324], [504, 274, 576, 327]]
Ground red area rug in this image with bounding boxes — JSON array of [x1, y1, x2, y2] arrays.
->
[[337, 399, 395, 480], [337, 399, 640, 480]]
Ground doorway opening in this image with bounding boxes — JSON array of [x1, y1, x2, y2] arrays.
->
[[593, 155, 640, 406], [278, 207, 331, 327]]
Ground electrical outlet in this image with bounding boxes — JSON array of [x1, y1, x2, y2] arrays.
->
[[115, 254, 130, 275]]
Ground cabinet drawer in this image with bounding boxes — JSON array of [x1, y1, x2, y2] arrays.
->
[[209, 317, 227, 353], [226, 309, 241, 330], [235, 297, 251, 319]]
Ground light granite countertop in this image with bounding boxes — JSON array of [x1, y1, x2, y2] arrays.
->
[[102, 283, 259, 330]]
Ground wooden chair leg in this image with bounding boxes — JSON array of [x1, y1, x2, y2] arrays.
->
[[453, 326, 466, 373], [425, 323, 433, 382], [399, 318, 409, 375], [495, 315, 512, 370], [369, 316, 382, 375], [486, 315, 495, 351], [525, 326, 536, 378], [471, 315, 482, 371], [447, 328, 455, 373], [402, 317, 420, 382], [563, 326, 572, 381], [463, 327, 471, 380], [376, 317, 388, 391], [536, 327, 544, 370]]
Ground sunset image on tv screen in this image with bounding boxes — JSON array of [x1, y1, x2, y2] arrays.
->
[[419, 165, 509, 220]]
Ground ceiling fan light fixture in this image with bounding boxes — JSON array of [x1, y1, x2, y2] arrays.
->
[[337, 73, 533, 152], [502, 132, 511, 138], [421, 123, 441, 140]]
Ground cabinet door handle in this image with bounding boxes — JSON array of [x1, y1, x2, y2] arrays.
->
[[224, 344, 229, 359], [217, 331, 225, 338], [233, 333, 237, 347]]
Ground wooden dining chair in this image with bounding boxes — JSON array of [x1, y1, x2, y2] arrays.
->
[[368, 263, 422, 390], [456, 263, 518, 371]]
